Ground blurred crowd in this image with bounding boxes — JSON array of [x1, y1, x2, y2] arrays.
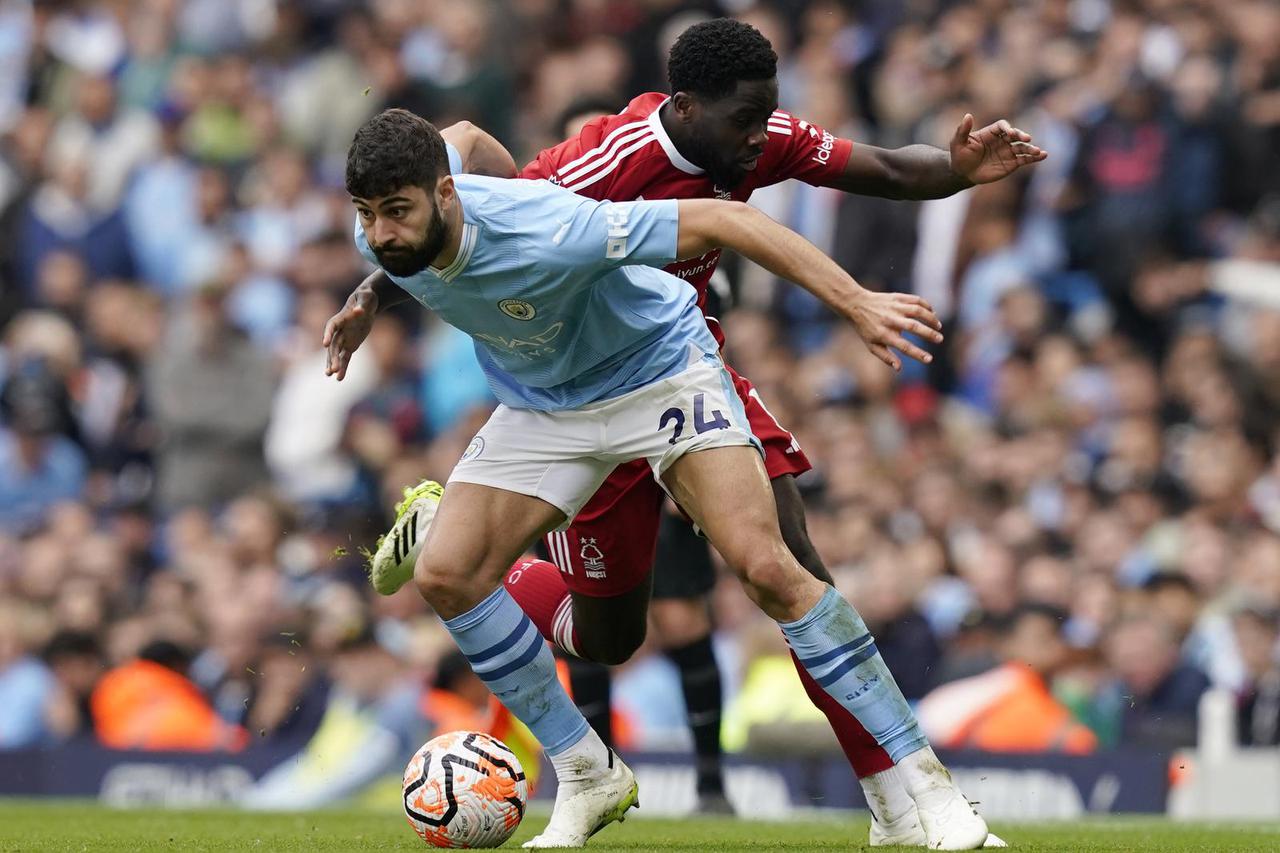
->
[[1, 0, 1279, 780]]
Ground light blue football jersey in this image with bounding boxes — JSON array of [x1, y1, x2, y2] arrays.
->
[[353, 154, 718, 411]]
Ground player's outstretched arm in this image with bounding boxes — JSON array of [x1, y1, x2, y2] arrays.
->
[[323, 269, 409, 381], [439, 120, 517, 178], [828, 114, 1046, 200], [675, 199, 942, 371]]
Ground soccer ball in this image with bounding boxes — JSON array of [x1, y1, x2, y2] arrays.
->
[[402, 730, 529, 848]]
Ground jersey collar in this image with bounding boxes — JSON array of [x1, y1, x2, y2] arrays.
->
[[648, 99, 704, 175], [430, 222, 477, 283]]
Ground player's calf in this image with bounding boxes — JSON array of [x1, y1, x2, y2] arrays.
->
[[770, 474, 834, 585], [504, 558, 648, 665]]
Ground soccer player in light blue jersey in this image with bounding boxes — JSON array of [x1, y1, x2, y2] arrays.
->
[[327, 110, 988, 850]]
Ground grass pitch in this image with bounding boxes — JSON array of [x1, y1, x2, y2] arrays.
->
[[1, 801, 1278, 851]]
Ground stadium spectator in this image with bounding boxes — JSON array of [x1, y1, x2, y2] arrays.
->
[[145, 279, 275, 510], [1234, 606, 1280, 747], [242, 633, 330, 753], [844, 548, 941, 701], [265, 288, 377, 504], [1098, 615, 1211, 749], [91, 639, 247, 751], [40, 629, 105, 742], [0, 601, 57, 748], [0, 357, 86, 534], [916, 605, 1098, 754]]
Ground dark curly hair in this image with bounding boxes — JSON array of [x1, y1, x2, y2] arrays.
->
[[667, 18, 778, 101], [346, 109, 448, 200]]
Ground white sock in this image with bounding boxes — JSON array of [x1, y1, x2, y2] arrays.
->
[[548, 726, 611, 782], [860, 763, 917, 825], [896, 745, 961, 808]]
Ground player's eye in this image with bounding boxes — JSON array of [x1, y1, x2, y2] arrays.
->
[[387, 208, 408, 219], [358, 208, 373, 221]]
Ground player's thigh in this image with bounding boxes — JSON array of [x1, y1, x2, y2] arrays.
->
[[568, 577, 654, 666], [660, 444, 784, 575], [448, 403, 610, 522], [608, 354, 774, 575], [544, 460, 662, 663], [417, 481, 566, 618], [544, 460, 662, 600], [662, 446, 825, 619], [729, 366, 830, 584], [425, 404, 612, 617]]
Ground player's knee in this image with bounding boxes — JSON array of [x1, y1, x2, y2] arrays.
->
[[590, 639, 640, 667], [736, 552, 794, 599], [412, 557, 450, 606], [582, 622, 645, 665], [414, 554, 480, 617], [717, 524, 786, 584]]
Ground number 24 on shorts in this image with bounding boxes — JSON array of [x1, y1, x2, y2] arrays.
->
[[659, 393, 731, 445]]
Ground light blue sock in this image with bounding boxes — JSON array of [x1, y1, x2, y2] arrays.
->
[[779, 586, 928, 762], [443, 587, 589, 755]]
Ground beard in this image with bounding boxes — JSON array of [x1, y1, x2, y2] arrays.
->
[[372, 205, 448, 277], [682, 133, 748, 189]]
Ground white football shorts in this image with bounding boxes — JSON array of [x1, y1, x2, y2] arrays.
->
[[448, 350, 761, 525]]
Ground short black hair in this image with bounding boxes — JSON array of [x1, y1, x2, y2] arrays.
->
[[43, 630, 102, 664], [667, 18, 777, 101], [346, 108, 448, 200], [138, 639, 193, 673], [1142, 572, 1196, 596], [998, 603, 1069, 636]]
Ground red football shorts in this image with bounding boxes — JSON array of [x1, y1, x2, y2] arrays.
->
[[540, 364, 811, 597]]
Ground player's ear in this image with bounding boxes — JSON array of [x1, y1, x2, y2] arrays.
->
[[435, 174, 456, 210], [670, 92, 697, 123]]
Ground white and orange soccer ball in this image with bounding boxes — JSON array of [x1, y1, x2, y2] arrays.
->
[[402, 731, 529, 848]]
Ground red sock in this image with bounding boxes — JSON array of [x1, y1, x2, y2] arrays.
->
[[790, 649, 894, 778], [504, 558, 581, 657]]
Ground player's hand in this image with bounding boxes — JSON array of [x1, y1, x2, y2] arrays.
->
[[949, 114, 1047, 184], [843, 291, 943, 372], [322, 287, 378, 381]]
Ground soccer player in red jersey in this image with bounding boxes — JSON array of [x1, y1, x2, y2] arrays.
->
[[512, 21, 1039, 845], [334, 19, 1042, 848]]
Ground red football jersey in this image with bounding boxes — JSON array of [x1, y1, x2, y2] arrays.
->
[[520, 92, 853, 342]]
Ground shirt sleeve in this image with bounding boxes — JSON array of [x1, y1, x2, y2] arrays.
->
[[757, 110, 854, 187], [518, 118, 600, 182], [519, 150, 552, 181], [537, 191, 680, 271], [445, 142, 463, 176]]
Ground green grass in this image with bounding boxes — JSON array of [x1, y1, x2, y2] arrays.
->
[[0, 801, 1278, 851]]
